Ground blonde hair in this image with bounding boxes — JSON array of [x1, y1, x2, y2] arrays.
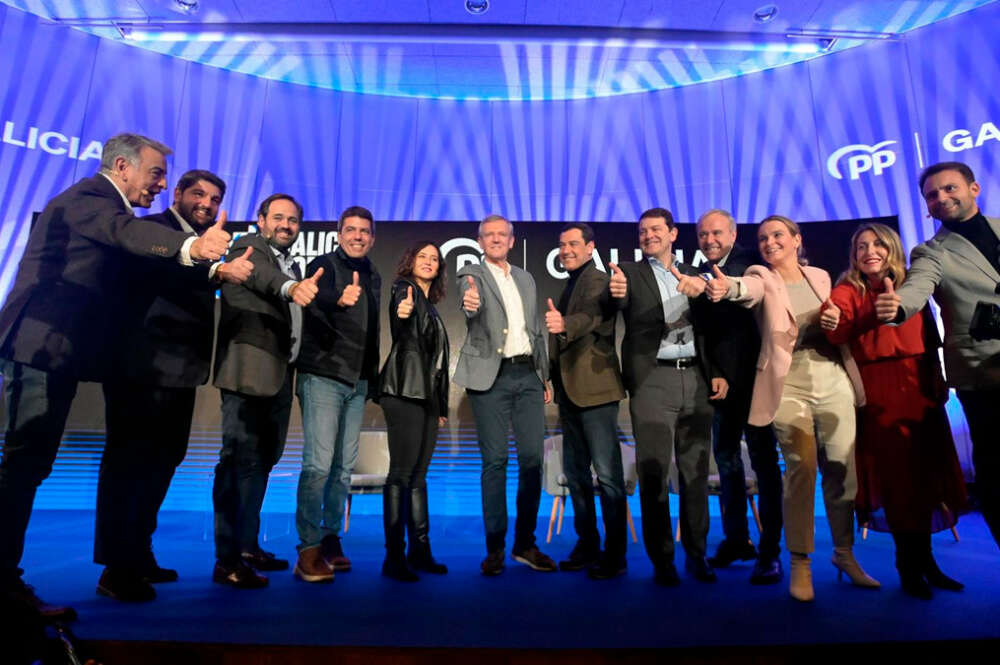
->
[[758, 214, 807, 266], [840, 222, 906, 295]]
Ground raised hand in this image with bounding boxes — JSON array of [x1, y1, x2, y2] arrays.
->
[[462, 275, 480, 313], [216, 245, 254, 285], [545, 298, 565, 334], [705, 264, 731, 302], [190, 210, 231, 262], [670, 264, 707, 298], [608, 262, 628, 299], [875, 276, 901, 322], [289, 266, 323, 307], [338, 270, 362, 307], [397, 286, 415, 319], [820, 298, 841, 331]]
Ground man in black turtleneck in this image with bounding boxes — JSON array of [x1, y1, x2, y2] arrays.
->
[[876, 161, 1000, 549], [545, 223, 628, 580], [292, 206, 380, 582]]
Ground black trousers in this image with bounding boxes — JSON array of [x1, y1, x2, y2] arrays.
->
[[0, 361, 77, 588], [958, 388, 1000, 548], [213, 375, 293, 564], [95, 381, 196, 570], [381, 395, 439, 491], [712, 383, 784, 559]]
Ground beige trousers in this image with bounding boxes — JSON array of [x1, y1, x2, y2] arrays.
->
[[771, 350, 857, 555]]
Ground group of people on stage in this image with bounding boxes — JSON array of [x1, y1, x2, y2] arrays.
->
[[1, 132, 998, 626]]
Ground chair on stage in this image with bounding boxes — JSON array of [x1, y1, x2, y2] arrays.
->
[[671, 439, 762, 542], [343, 430, 390, 533], [542, 434, 638, 544]]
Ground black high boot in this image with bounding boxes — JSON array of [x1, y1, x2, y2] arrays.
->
[[382, 484, 418, 582], [922, 532, 964, 591], [893, 532, 931, 600], [406, 486, 448, 574]]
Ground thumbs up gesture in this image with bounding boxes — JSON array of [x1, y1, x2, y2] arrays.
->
[[875, 276, 901, 322], [820, 298, 841, 331], [190, 210, 232, 262], [705, 264, 731, 302], [545, 298, 565, 334], [216, 245, 254, 285], [462, 275, 481, 313], [397, 286, 415, 319], [608, 262, 628, 299], [289, 267, 323, 307], [671, 263, 707, 298], [338, 270, 363, 307]]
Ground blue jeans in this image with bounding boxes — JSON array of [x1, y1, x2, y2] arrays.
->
[[295, 373, 367, 550]]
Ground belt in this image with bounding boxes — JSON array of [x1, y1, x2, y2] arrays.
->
[[656, 357, 697, 369], [501, 354, 534, 365]]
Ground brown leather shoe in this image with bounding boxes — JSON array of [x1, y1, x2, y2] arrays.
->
[[320, 535, 352, 572], [294, 546, 334, 583], [213, 560, 268, 589]]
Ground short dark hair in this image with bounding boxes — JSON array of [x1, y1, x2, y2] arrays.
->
[[560, 222, 594, 244], [175, 169, 226, 198], [639, 207, 675, 229], [919, 162, 976, 190], [338, 205, 374, 233], [257, 193, 303, 221], [395, 240, 446, 304]]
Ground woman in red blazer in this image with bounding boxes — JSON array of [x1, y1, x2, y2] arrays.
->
[[824, 223, 966, 599], [707, 215, 878, 602]]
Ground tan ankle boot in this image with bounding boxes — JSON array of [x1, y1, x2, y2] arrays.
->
[[789, 553, 814, 602], [831, 547, 880, 588]]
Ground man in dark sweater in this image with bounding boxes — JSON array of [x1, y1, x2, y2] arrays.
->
[[292, 206, 380, 581]]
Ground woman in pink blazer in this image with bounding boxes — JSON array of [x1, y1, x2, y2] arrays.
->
[[706, 215, 878, 602]]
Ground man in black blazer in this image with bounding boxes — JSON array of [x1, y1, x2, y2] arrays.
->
[[696, 209, 783, 584], [0, 134, 231, 621], [211, 193, 322, 588], [95, 170, 254, 601], [609, 207, 727, 586]]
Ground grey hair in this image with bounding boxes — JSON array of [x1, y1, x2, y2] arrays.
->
[[99, 133, 173, 173], [479, 213, 514, 237], [696, 208, 737, 232]]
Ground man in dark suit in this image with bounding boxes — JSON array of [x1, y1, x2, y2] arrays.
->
[[546, 222, 628, 580], [608, 207, 726, 586], [0, 134, 231, 621], [877, 161, 1000, 548], [455, 214, 555, 576], [95, 170, 255, 601], [211, 193, 322, 588], [696, 209, 783, 584]]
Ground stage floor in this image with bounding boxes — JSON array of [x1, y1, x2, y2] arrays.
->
[[17, 508, 1000, 653]]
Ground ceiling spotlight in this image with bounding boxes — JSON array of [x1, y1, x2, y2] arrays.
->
[[173, 0, 199, 14], [753, 4, 778, 23], [465, 0, 490, 16]]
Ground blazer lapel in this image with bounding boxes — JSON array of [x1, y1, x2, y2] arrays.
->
[[638, 259, 662, 317], [942, 228, 1000, 282], [479, 262, 506, 312]]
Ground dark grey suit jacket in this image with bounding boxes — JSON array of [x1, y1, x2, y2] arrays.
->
[[0, 174, 191, 381], [453, 261, 548, 391], [213, 233, 295, 397]]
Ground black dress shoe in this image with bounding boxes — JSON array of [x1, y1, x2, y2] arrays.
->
[[381, 555, 419, 582], [141, 563, 179, 584], [654, 562, 681, 587], [749, 556, 783, 585], [924, 557, 964, 592], [899, 571, 933, 600], [707, 539, 758, 568], [586, 553, 627, 580], [558, 542, 600, 572], [7, 579, 77, 622], [213, 560, 269, 589], [96, 568, 156, 602], [480, 549, 505, 576], [241, 548, 289, 572], [685, 556, 718, 583]]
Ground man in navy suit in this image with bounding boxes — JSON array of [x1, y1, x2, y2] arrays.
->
[[0, 134, 232, 621]]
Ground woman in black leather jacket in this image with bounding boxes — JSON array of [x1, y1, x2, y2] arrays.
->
[[377, 240, 450, 581]]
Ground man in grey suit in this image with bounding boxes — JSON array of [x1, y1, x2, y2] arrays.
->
[[211, 193, 323, 588], [455, 214, 557, 576], [876, 161, 1000, 548]]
